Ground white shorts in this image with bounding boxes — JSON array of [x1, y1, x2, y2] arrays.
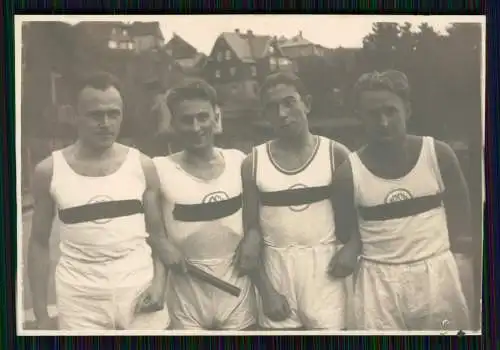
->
[[258, 244, 347, 330], [167, 259, 256, 330], [353, 250, 470, 331], [55, 249, 170, 331]]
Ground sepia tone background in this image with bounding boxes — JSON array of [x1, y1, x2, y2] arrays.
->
[[18, 18, 483, 331]]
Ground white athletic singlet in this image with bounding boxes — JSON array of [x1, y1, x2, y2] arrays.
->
[[255, 135, 336, 247], [254, 136, 347, 330], [349, 136, 449, 263], [154, 149, 256, 330], [50, 147, 169, 330], [349, 136, 469, 330]]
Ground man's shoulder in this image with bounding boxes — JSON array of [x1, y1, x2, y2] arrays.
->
[[34, 155, 54, 178]]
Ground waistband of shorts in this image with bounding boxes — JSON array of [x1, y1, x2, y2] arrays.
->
[[359, 248, 451, 266], [263, 239, 341, 250], [186, 255, 234, 266]]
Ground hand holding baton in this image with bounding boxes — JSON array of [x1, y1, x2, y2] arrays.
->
[[185, 263, 241, 297]]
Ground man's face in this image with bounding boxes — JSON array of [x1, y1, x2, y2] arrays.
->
[[76, 86, 123, 150], [357, 89, 409, 146], [171, 98, 217, 151], [262, 84, 311, 138]]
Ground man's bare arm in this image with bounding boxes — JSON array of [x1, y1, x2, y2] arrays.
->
[[435, 141, 472, 254], [140, 154, 167, 281], [331, 159, 361, 246], [240, 154, 275, 293], [333, 141, 351, 169], [141, 155, 186, 273], [27, 157, 55, 324]]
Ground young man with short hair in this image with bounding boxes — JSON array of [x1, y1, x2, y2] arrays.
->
[[329, 70, 471, 330], [239, 72, 352, 330], [27, 72, 170, 330], [151, 78, 257, 330]]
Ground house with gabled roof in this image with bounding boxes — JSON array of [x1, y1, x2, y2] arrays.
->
[[73, 21, 164, 52], [204, 29, 296, 112], [163, 33, 207, 76], [279, 31, 329, 58]]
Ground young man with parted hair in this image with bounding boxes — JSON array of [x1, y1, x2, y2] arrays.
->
[[237, 71, 353, 330], [150, 78, 258, 330]]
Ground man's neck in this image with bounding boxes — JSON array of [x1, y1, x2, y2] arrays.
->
[[367, 135, 409, 161], [276, 129, 315, 152], [75, 140, 115, 159], [183, 146, 218, 165]]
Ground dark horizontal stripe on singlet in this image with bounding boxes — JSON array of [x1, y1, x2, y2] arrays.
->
[[173, 194, 242, 222], [59, 199, 144, 224], [259, 186, 331, 207], [358, 193, 444, 221]]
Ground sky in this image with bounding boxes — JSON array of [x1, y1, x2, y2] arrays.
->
[[19, 15, 484, 55]]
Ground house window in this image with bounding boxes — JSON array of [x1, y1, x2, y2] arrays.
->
[[217, 52, 223, 62], [252, 82, 259, 95], [250, 65, 257, 77], [278, 58, 290, 67], [108, 40, 117, 49], [127, 42, 134, 50], [225, 50, 231, 60], [270, 57, 277, 71], [230, 84, 238, 95], [215, 70, 221, 78], [269, 46, 275, 54], [122, 29, 128, 36], [50, 72, 62, 106], [229, 67, 236, 76], [111, 28, 117, 35]]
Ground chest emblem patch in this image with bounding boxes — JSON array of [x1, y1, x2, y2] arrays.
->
[[288, 183, 310, 212], [202, 191, 230, 204], [86, 195, 114, 224], [384, 189, 413, 204]]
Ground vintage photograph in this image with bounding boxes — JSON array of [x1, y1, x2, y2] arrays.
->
[[16, 15, 485, 335]]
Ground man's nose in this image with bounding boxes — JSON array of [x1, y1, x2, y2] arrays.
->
[[99, 114, 111, 127], [379, 114, 389, 127], [278, 104, 289, 118], [192, 118, 201, 132]]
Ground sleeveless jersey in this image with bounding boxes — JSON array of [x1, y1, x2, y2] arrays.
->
[[50, 147, 150, 264], [254, 136, 337, 248], [349, 136, 450, 264], [154, 149, 245, 263]]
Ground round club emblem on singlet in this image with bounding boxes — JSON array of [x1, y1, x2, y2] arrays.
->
[[384, 188, 413, 204], [87, 195, 114, 224], [202, 191, 230, 204], [288, 183, 310, 212]]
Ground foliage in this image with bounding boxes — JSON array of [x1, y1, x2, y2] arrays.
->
[[293, 22, 482, 145]]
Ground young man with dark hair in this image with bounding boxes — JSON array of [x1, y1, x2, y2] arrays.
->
[[151, 78, 257, 330], [330, 70, 471, 330], [238, 72, 352, 330], [27, 71, 170, 330]]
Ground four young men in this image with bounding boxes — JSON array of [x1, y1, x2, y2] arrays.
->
[[27, 70, 474, 331]]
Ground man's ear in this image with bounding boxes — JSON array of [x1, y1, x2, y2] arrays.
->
[[213, 104, 223, 134], [405, 103, 412, 121], [304, 94, 313, 114]]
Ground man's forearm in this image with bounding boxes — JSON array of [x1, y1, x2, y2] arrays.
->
[[249, 265, 276, 298], [147, 233, 175, 268], [152, 252, 167, 284], [27, 240, 51, 321]]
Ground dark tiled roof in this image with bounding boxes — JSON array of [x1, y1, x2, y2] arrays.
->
[[219, 31, 274, 63], [129, 22, 164, 40]]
